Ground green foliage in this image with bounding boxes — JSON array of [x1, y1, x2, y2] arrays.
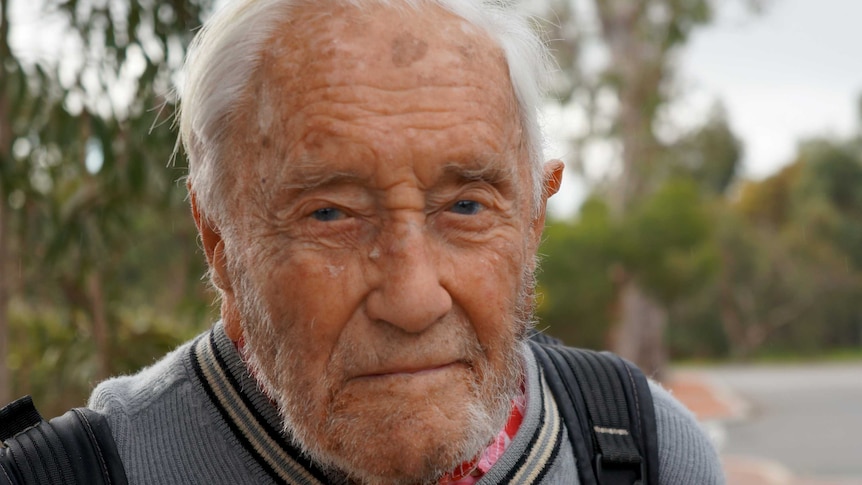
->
[[666, 107, 742, 195], [1, 0, 216, 409], [538, 179, 717, 346], [736, 162, 802, 228], [792, 141, 862, 266], [538, 199, 618, 348], [539, 78, 862, 361], [536, 0, 758, 374], [7, 304, 95, 416], [619, 179, 717, 303], [8, 301, 207, 417], [669, 134, 862, 360]]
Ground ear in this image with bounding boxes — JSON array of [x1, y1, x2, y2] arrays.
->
[[189, 188, 243, 342], [530, 159, 564, 246]]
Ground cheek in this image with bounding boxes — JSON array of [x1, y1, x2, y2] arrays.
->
[[448, 239, 527, 345], [254, 248, 369, 355]]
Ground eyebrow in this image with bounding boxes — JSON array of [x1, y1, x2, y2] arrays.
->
[[260, 164, 368, 211], [273, 154, 516, 194], [439, 157, 515, 187], [279, 169, 367, 192], [275, 151, 371, 192]]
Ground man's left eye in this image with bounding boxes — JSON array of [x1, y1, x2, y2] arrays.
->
[[449, 200, 483, 215], [311, 207, 346, 221]]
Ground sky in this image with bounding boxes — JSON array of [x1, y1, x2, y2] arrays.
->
[[681, 0, 862, 178], [547, 0, 862, 217]]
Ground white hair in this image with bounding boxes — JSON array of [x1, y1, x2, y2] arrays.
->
[[178, 0, 552, 225]]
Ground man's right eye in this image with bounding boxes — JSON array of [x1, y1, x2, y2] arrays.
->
[[449, 200, 484, 216], [311, 207, 345, 222]]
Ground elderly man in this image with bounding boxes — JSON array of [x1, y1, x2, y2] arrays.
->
[[87, 0, 723, 484]]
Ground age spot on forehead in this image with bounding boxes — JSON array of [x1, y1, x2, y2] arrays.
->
[[457, 43, 475, 61], [391, 31, 428, 67]]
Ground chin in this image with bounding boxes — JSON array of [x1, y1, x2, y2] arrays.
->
[[242, 332, 520, 484], [271, 356, 517, 484]]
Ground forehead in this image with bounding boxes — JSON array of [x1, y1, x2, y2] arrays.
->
[[262, 3, 510, 83], [231, 2, 525, 188]]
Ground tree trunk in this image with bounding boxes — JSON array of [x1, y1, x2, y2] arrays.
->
[[596, 1, 669, 377], [614, 280, 667, 380], [87, 271, 111, 380], [0, 183, 10, 405], [0, 0, 11, 404]]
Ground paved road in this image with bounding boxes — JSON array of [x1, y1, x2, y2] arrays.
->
[[691, 362, 862, 480]]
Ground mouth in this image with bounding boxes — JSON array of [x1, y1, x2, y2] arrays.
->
[[351, 361, 466, 381]]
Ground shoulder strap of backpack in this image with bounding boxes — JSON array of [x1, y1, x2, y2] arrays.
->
[[0, 395, 128, 485], [529, 339, 660, 485]]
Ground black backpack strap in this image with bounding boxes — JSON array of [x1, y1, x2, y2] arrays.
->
[[529, 340, 660, 485], [0, 396, 43, 442], [0, 396, 128, 485], [531, 341, 599, 485]]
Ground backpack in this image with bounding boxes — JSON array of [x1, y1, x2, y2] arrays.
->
[[0, 338, 658, 485], [0, 395, 128, 485], [529, 332, 660, 485]]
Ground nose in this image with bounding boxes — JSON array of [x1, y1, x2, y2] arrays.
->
[[365, 224, 452, 333]]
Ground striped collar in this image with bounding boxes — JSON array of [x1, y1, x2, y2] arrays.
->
[[476, 343, 566, 484], [189, 326, 331, 484], [189, 323, 564, 485]]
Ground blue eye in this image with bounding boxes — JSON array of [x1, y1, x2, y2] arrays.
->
[[450, 200, 483, 215], [311, 207, 344, 221]]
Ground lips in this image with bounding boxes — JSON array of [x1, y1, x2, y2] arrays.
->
[[350, 360, 466, 380]]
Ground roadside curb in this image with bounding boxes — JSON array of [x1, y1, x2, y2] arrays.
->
[[722, 455, 794, 484], [666, 371, 749, 423], [665, 371, 780, 484]]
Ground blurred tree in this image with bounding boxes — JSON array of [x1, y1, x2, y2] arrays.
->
[[666, 105, 742, 196], [1, 0, 214, 411], [538, 0, 757, 376], [0, 0, 11, 405], [670, 134, 862, 360], [716, 209, 856, 358], [538, 198, 619, 349], [538, 177, 718, 375], [736, 162, 801, 229]]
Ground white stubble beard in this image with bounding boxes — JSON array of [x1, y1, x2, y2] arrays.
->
[[233, 263, 537, 484]]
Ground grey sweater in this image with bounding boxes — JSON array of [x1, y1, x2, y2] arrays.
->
[[89, 323, 724, 484]]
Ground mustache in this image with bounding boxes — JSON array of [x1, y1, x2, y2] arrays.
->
[[325, 311, 487, 383]]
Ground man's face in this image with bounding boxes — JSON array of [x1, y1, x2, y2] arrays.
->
[[211, 3, 550, 484]]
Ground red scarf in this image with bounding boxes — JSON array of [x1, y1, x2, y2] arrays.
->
[[438, 390, 526, 484]]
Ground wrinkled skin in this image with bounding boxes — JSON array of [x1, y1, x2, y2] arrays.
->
[[191, 3, 563, 484]]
